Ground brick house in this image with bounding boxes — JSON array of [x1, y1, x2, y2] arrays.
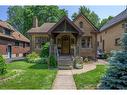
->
[[0, 20, 30, 59], [28, 13, 98, 69], [97, 8, 127, 53]]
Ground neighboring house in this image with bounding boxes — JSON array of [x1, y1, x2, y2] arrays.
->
[[28, 14, 99, 60], [0, 20, 30, 59], [97, 8, 127, 53]]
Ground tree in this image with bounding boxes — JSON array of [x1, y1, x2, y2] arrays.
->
[[71, 6, 100, 28], [7, 6, 68, 36], [98, 16, 113, 29], [71, 6, 113, 29], [99, 31, 127, 89]]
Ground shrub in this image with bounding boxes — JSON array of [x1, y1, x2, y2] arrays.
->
[[0, 55, 7, 75], [36, 58, 47, 64], [49, 55, 57, 67], [99, 33, 127, 89], [26, 52, 39, 63], [102, 53, 109, 59], [40, 42, 49, 58]]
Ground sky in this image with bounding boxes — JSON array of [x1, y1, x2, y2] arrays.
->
[[0, 6, 126, 21]]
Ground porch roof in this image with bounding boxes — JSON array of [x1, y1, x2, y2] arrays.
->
[[48, 16, 83, 35], [28, 16, 83, 35]]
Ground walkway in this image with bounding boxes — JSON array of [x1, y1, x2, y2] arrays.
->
[[53, 60, 107, 90], [53, 70, 76, 89]]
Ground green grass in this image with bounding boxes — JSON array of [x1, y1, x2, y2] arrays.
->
[[0, 70, 17, 80], [0, 61, 57, 89], [74, 65, 107, 89]]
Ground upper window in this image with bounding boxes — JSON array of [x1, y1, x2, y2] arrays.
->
[[3, 29, 11, 36], [79, 22, 83, 28], [0, 27, 3, 33], [15, 41, 19, 46]]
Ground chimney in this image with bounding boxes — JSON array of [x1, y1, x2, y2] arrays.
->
[[33, 16, 38, 28]]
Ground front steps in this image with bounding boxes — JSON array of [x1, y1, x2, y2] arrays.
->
[[57, 56, 73, 70]]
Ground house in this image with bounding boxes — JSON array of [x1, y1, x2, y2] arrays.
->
[[28, 14, 98, 62], [0, 20, 30, 59], [97, 8, 127, 53]]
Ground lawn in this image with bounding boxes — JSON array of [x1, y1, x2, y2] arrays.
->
[[0, 61, 57, 89], [73, 65, 107, 89]]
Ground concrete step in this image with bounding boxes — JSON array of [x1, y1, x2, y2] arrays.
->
[[57, 56, 73, 70], [58, 65, 73, 70]]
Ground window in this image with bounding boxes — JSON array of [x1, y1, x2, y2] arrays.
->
[[35, 37, 48, 44], [122, 23, 127, 29], [0, 27, 3, 33], [81, 37, 91, 48], [3, 29, 11, 36], [15, 42, 19, 46], [26, 43, 30, 47], [79, 22, 83, 28], [115, 38, 120, 46]]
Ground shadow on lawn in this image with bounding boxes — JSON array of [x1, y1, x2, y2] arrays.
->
[[29, 63, 48, 69]]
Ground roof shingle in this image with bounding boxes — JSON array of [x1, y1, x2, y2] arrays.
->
[[28, 23, 56, 33]]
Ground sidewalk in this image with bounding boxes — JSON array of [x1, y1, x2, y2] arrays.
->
[[53, 70, 76, 90]]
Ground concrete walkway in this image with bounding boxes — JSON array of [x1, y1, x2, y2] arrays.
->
[[53, 70, 76, 89], [53, 60, 107, 90]]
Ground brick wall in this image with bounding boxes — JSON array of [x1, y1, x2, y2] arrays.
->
[[97, 21, 125, 53]]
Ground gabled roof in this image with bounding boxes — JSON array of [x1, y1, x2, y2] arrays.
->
[[0, 20, 15, 31], [28, 23, 56, 34], [73, 13, 99, 32], [100, 8, 127, 32], [0, 20, 30, 43], [48, 16, 83, 34]]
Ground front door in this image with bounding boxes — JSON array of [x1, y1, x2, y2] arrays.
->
[[8, 45, 12, 58], [61, 35, 70, 55]]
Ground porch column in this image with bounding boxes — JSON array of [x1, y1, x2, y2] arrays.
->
[[77, 35, 81, 56]]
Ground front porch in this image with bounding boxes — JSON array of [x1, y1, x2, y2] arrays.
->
[[48, 16, 82, 69], [49, 33, 81, 69]]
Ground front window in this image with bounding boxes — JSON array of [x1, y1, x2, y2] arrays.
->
[[35, 37, 48, 49], [81, 37, 91, 48]]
